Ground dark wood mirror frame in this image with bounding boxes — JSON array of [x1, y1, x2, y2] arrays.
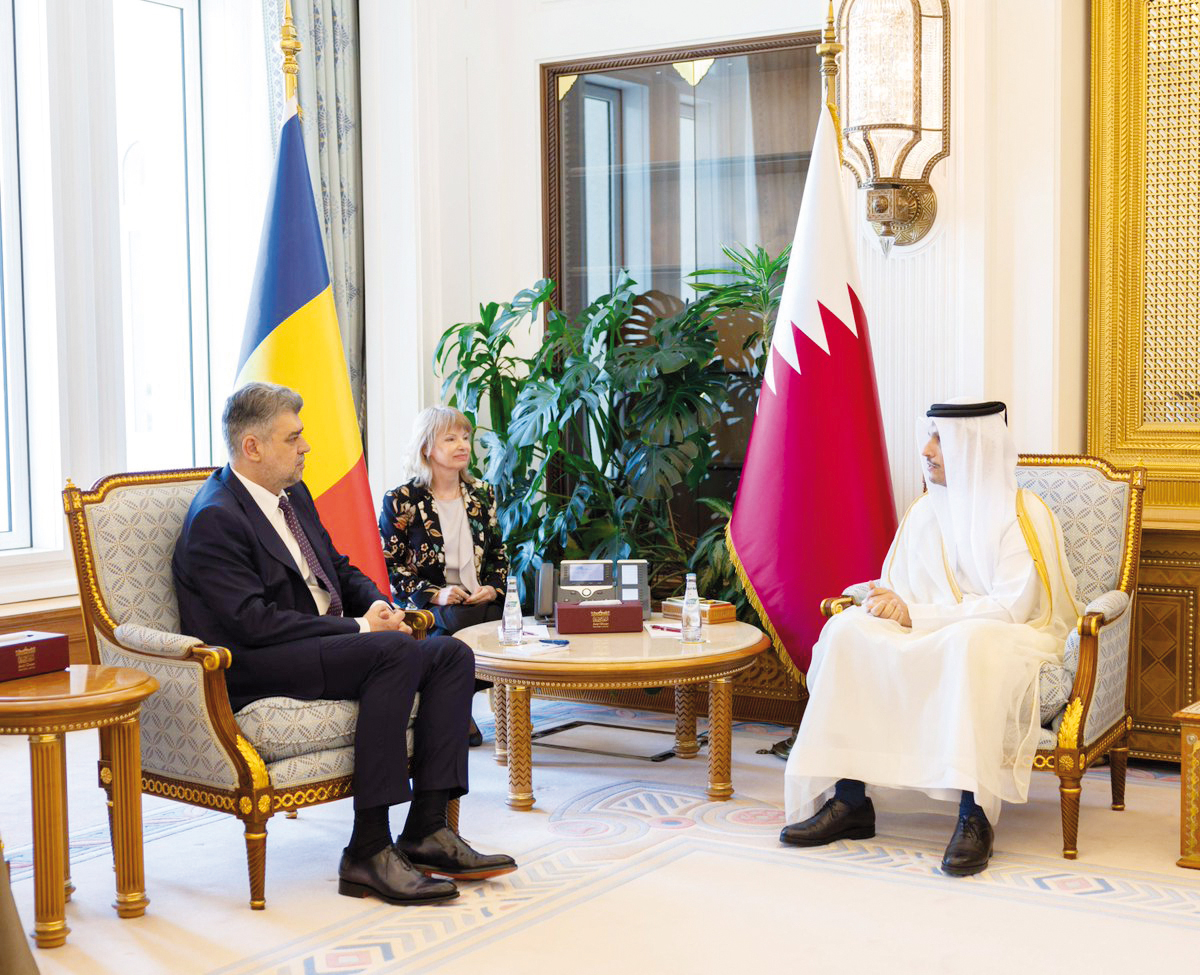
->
[[540, 30, 821, 299]]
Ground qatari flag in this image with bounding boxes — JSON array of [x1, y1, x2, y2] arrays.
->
[[726, 102, 896, 676]]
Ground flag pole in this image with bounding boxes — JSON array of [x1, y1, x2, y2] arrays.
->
[[281, 0, 300, 103], [816, 2, 844, 155]]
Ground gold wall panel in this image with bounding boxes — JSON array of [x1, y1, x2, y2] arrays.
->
[[1090, 1, 1200, 526]]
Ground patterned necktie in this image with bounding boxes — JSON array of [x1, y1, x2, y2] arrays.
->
[[278, 494, 344, 617]]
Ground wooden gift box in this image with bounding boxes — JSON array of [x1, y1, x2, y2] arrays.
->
[[554, 601, 643, 634], [661, 597, 737, 624]]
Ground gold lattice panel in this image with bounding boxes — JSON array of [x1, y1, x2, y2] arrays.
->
[[1143, 3, 1200, 426], [1091, 1, 1200, 523]]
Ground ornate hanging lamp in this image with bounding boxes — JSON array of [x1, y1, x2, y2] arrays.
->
[[837, 0, 951, 255]]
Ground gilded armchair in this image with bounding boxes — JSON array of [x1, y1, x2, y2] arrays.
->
[[821, 454, 1145, 859], [63, 469, 439, 909]]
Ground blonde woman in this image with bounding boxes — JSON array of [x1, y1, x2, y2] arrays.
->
[[379, 407, 508, 745]]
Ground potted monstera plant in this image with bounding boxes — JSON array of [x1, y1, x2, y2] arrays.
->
[[434, 244, 788, 615]]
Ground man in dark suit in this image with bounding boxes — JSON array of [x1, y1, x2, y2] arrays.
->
[[172, 382, 515, 905]]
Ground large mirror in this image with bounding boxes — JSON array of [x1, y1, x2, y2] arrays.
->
[[542, 33, 823, 537]]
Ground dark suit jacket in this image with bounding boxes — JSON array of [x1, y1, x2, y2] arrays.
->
[[172, 466, 388, 708]]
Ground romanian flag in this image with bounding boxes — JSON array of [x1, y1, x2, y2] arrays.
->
[[237, 94, 389, 593], [726, 102, 896, 677]]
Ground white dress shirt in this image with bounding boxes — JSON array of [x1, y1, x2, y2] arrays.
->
[[231, 468, 374, 633]]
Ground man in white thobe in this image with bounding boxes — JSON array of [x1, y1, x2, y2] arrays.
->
[[781, 401, 1079, 876]]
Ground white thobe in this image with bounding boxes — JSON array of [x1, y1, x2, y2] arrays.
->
[[784, 489, 1079, 824]]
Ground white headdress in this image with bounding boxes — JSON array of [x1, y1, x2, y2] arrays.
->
[[920, 400, 1018, 595]]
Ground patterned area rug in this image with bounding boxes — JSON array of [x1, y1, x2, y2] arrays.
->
[[7, 700, 1199, 975]]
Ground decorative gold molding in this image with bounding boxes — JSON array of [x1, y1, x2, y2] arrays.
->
[[234, 735, 270, 791], [0, 706, 142, 736], [1090, 1, 1200, 524], [1058, 697, 1084, 750]]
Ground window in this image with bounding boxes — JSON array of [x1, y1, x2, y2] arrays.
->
[[0, 0, 29, 551], [581, 82, 623, 305], [113, 0, 210, 469]]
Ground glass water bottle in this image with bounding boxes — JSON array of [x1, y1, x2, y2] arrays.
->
[[499, 576, 523, 645], [681, 572, 703, 644]]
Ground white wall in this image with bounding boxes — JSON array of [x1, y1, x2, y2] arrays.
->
[[360, 0, 1090, 511]]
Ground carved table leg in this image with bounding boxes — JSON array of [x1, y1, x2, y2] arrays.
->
[[29, 733, 69, 947], [57, 735, 73, 901], [1180, 724, 1200, 869], [493, 682, 509, 766], [505, 684, 534, 809], [674, 684, 699, 759], [109, 715, 149, 918], [706, 678, 734, 800]]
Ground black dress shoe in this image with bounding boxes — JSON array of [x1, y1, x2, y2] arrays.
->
[[338, 844, 459, 904], [779, 797, 876, 847], [941, 811, 994, 877], [468, 717, 484, 748], [395, 827, 518, 880]]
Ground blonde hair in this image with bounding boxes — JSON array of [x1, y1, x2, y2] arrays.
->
[[407, 405, 475, 487]]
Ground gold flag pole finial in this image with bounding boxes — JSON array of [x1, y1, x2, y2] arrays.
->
[[816, 1, 844, 157], [281, 0, 301, 104]]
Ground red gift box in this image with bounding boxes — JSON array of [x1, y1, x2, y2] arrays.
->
[[553, 601, 643, 634], [0, 631, 70, 683]]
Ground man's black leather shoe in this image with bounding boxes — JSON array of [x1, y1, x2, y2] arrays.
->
[[338, 844, 459, 904], [468, 718, 484, 748], [779, 797, 875, 847], [941, 811, 994, 877], [395, 827, 518, 880]]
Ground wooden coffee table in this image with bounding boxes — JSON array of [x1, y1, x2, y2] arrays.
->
[[0, 665, 158, 947], [457, 616, 769, 809]]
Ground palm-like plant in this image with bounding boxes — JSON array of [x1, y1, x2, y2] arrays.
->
[[436, 272, 728, 599], [434, 245, 788, 613]]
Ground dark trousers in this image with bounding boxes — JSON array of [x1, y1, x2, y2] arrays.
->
[[430, 600, 502, 636], [316, 631, 475, 809], [431, 602, 501, 695]]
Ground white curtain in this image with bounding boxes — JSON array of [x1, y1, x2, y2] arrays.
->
[[261, 0, 366, 421]]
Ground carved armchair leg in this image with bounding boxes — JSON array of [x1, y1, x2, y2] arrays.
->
[[448, 797, 460, 833], [1110, 739, 1129, 811], [1058, 772, 1082, 860], [244, 820, 268, 910]]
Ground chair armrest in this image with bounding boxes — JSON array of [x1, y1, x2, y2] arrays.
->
[[94, 628, 241, 789], [403, 609, 435, 638], [1077, 590, 1130, 635], [843, 583, 871, 604], [114, 622, 206, 659], [1058, 590, 1135, 747], [820, 583, 871, 619]]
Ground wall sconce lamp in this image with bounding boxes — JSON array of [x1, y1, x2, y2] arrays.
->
[[837, 0, 950, 255]]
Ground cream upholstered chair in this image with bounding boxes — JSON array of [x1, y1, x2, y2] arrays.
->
[[821, 454, 1145, 860], [63, 469, 442, 909]]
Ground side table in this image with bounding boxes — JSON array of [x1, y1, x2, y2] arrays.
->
[[0, 665, 158, 947], [1176, 700, 1200, 870]]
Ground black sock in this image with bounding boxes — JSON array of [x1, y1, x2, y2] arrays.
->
[[348, 805, 391, 859], [401, 789, 452, 841], [834, 778, 867, 808], [958, 790, 986, 821]]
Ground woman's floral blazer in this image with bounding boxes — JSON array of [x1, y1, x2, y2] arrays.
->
[[378, 478, 509, 608]]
